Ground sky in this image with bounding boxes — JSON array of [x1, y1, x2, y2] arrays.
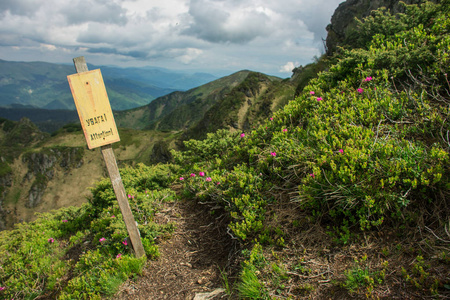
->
[[0, 0, 344, 78]]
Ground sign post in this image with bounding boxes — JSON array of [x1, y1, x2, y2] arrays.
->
[[68, 56, 146, 258]]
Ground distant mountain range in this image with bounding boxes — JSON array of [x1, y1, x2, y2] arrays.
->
[[0, 59, 217, 111]]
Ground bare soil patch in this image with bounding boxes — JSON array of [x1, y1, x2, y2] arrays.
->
[[116, 199, 239, 300]]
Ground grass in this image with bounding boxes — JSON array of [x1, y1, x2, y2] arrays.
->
[[0, 164, 177, 299]]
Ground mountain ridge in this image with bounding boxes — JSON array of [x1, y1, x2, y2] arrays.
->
[[0, 59, 217, 111]]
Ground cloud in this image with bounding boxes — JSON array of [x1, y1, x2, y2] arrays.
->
[[0, 0, 345, 76], [296, 0, 343, 42], [174, 48, 203, 64], [60, 0, 127, 25], [183, 0, 274, 44], [40, 44, 57, 51], [86, 47, 149, 59], [279, 61, 298, 73], [0, 0, 42, 17]]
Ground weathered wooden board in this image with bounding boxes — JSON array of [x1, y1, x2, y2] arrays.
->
[[67, 69, 120, 149], [69, 57, 146, 258]]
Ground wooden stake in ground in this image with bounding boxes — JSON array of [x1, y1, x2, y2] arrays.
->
[[67, 56, 146, 258]]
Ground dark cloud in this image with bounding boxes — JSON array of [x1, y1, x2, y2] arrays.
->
[[87, 47, 148, 59], [298, 1, 342, 42], [183, 0, 272, 44], [61, 0, 127, 25], [0, 0, 41, 16]]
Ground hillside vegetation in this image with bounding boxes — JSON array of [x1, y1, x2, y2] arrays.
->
[[0, 119, 179, 231], [1, 1, 450, 299]]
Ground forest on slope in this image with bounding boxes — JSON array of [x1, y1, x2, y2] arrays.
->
[[0, 1, 449, 299]]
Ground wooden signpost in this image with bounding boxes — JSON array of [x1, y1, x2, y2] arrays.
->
[[67, 56, 146, 258]]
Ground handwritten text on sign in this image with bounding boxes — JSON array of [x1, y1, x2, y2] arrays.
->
[[67, 69, 120, 149]]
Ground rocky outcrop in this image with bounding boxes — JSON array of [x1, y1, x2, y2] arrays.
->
[[325, 0, 438, 55], [22, 147, 84, 208], [0, 171, 12, 230]]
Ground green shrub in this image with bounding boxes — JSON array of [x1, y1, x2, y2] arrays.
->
[[0, 163, 178, 299]]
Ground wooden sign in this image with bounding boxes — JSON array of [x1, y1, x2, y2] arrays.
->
[[67, 69, 120, 149], [68, 57, 146, 258]]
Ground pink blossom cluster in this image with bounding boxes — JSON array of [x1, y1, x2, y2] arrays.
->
[[182, 171, 217, 184]]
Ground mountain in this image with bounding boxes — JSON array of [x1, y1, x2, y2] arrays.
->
[[0, 59, 217, 111], [115, 70, 298, 141], [0, 117, 179, 230], [97, 65, 218, 91], [115, 70, 254, 130], [0, 105, 79, 133]]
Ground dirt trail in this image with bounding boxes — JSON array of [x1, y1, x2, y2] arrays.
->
[[116, 199, 238, 300]]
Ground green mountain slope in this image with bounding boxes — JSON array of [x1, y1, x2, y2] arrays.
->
[[183, 72, 294, 140], [0, 117, 179, 231], [114, 70, 254, 129], [115, 70, 298, 140]]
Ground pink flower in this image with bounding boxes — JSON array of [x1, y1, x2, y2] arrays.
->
[[199, 172, 205, 177], [122, 240, 128, 246], [338, 149, 344, 154], [240, 133, 245, 138], [316, 97, 322, 101], [190, 173, 196, 177], [216, 182, 221, 185], [364, 76, 373, 82], [310, 91, 315, 95], [206, 177, 212, 182], [179, 177, 184, 181], [116, 254, 122, 259], [99, 237, 106, 243], [0, 286, 5, 291], [127, 194, 131, 199], [48, 238, 54, 243], [271, 152, 277, 157], [270, 117, 273, 121], [309, 173, 315, 178], [111, 215, 115, 218], [62, 220, 68, 223], [357, 88, 364, 93], [282, 129, 287, 132]]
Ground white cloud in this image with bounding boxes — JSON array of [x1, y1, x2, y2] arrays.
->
[[279, 61, 298, 73], [40, 43, 57, 51]]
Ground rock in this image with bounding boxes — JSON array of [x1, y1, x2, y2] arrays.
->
[[27, 180, 47, 208], [193, 288, 225, 300]]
